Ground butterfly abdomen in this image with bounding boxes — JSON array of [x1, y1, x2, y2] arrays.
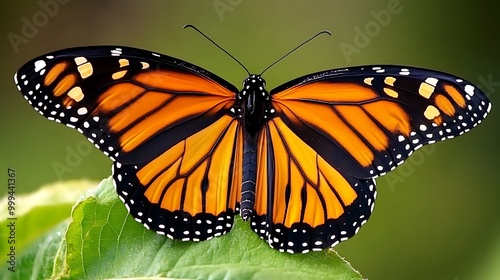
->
[[241, 132, 257, 220], [239, 74, 273, 220]]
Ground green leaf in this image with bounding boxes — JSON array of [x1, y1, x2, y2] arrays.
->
[[2, 178, 363, 279]]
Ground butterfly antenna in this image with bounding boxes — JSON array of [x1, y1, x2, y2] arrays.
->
[[259, 30, 332, 76], [184, 24, 251, 76]]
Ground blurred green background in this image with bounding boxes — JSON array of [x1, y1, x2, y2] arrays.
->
[[1, 1, 499, 279]]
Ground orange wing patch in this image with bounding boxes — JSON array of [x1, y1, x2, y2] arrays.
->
[[433, 94, 456, 116], [255, 117, 357, 228], [274, 82, 377, 102], [138, 115, 242, 217], [83, 69, 236, 153], [273, 84, 411, 168], [362, 100, 410, 135], [44, 61, 69, 87], [96, 83, 146, 113], [134, 70, 233, 96], [119, 94, 232, 152], [443, 83, 466, 108], [53, 73, 77, 97]]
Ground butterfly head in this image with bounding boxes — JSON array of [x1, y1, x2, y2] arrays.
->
[[239, 74, 273, 136]]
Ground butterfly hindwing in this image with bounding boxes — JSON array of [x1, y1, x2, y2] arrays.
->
[[113, 115, 243, 241], [252, 117, 376, 253], [14, 46, 243, 240]]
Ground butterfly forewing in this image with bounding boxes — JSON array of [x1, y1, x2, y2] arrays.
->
[[271, 66, 491, 179], [15, 46, 239, 162], [14, 46, 243, 241]]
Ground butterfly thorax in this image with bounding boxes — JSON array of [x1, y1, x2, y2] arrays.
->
[[239, 74, 273, 137]]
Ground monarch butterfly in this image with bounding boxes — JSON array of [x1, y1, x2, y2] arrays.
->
[[14, 26, 491, 254]]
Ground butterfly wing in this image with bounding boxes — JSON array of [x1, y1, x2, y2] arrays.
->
[[272, 66, 491, 178], [253, 117, 376, 253], [252, 65, 491, 252], [14, 46, 243, 240]]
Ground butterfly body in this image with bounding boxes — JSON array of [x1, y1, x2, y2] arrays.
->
[[15, 46, 491, 253]]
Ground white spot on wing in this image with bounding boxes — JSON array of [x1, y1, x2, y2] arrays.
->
[[77, 107, 88, 115], [425, 77, 439, 86], [464, 84, 475, 96], [74, 57, 88, 65], [364, 77, 374, 85], [34, 60, 46, 73], [399, 68, 410, 75]]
